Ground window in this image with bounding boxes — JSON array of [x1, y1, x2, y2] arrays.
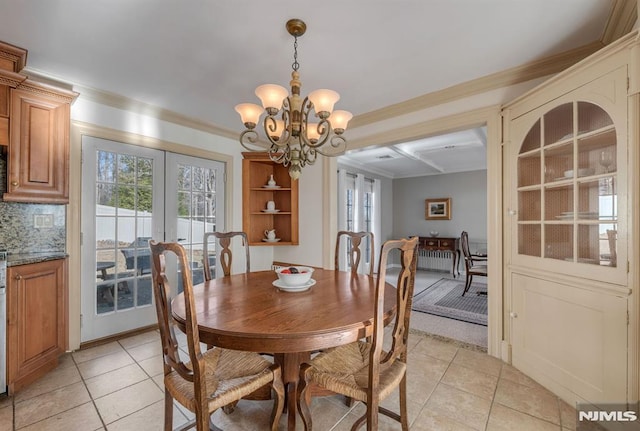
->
[[337, 170, 380, 273]]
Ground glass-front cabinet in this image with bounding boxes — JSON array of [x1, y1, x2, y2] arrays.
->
[[517, 101, 618, 268], [503, 33, 636, 411]]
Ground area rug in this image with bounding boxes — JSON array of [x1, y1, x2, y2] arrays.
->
[[412, 278, 487, 326]]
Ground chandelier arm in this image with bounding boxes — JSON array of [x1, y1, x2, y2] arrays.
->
[[302, 146, 317, 166], [314, 134, 348, 157], [302, 119, 332, 149], [239, 129, 263, 151], [267, 144, 290, 166], [262, 115, 293, 148]]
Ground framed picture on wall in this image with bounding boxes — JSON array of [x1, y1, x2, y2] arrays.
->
[[425, 198, 451, 220]]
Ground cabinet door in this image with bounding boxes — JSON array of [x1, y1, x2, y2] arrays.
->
[[4, 87, 70, 203], [508, 67, 627, 285], [7, 259, 67, 393]]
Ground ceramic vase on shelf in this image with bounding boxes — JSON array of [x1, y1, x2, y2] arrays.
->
[[268, 174, 276, 187]]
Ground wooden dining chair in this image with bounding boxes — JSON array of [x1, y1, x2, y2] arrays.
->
[[149, 240, 284, 431], [202, 231, 250, 280], [298, 236, 419, 431], [334, 231, 375, 276], [461, 230, 488, 296]]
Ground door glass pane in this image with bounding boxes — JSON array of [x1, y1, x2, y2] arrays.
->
[[95, 150, 154, 314], [176, 162, 219, 288]]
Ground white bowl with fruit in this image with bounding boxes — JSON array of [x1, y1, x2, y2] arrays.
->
[[274, 266, 315, 291]]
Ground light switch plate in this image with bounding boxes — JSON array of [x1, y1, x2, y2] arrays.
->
[[34, 214, 54, 228]]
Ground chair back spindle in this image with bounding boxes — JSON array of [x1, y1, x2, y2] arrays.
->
[[335, 231, 375, 276], [203, 231, 250, 280]]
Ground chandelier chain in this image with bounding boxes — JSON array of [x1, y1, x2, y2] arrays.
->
[[292, 36, 299, 72]]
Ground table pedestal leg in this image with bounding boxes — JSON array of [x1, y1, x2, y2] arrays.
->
[[274, 352, 311, 431]]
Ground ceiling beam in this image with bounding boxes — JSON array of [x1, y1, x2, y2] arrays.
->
[[389, 145, 444, 173]]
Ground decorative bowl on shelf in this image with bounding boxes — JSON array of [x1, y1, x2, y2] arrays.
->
[[429, 231, 439, 237], [275, 266, 314, 287], [563, 168, 595, 178]]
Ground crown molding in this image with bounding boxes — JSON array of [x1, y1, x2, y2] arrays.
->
[[348, 105, 501, 151], [75, 85, 239, 140], [349, 41, 603, 130], [601, 0, 637, 45]]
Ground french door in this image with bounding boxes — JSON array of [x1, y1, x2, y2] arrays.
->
[[80, 137, 225, 342]]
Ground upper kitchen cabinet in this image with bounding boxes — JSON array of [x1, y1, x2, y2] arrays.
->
[[242, 152, 299, 245], [0, 40, 78, 204], [0, 41, 27, 148]]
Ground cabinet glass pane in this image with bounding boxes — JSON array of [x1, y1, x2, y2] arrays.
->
[[520, 119, 541, 153], [544, 104, 573, 145], [577, 224, 616, 266], [577, 130, 616, 176], [518, 190, 540, 221], [518, 153, 541, 187], [544, 225, 573, 260], [577, 102, 613, 133], [544, 143, 573, 182], [577, 178, 616, 221], [518, 225, 540, 256], [544, 184, 573, 220]]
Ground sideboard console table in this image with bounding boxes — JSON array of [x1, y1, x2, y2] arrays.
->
[[417, 236, 460, 277]]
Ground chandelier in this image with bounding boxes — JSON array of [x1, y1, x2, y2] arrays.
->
[[235, 18, 352, 180]]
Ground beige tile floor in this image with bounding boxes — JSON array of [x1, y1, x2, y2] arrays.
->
[[0, 327, 577, 431]]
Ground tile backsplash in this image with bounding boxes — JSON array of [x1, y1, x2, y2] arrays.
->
[[0, 154, 66, 253]]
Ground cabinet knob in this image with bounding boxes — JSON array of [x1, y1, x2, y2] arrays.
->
[[10, 181, 18, 187], [15, 274, 22, 280], [509, 312, 518, 318]]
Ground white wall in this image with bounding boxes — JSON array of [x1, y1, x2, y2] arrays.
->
[[392, 170, 488, 245]]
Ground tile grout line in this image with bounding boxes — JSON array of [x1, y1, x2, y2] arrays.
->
[[71, 352, 109, 431]]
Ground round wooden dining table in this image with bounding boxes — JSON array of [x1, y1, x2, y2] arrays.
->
[[171, 268, 397, 431]]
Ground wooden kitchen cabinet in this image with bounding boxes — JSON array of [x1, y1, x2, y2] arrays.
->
[[0, 40, 77, 203], [242, 152, 299, 245], [3, 83, 76, 203], [7, 258, 68, 394]]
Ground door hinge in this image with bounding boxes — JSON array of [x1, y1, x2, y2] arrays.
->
[[80, 232, 83, 246], [627, 310, 630, 326], [80, 313, 83, 328]]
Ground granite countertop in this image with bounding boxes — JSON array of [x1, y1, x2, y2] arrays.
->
[[7, 251, 68, 267]]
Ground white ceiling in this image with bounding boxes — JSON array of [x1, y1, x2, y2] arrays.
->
[[0, 0, 627, 178], [339, 127, 487, 178]]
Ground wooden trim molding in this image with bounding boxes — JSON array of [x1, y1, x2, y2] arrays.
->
[[601, 0, 638, 45], [70, 84, 239, 140], [0, 70, 26, 88], [349, 41, 603, 130], [16, 79, 78, 103], [0, 41, 27, 73]]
